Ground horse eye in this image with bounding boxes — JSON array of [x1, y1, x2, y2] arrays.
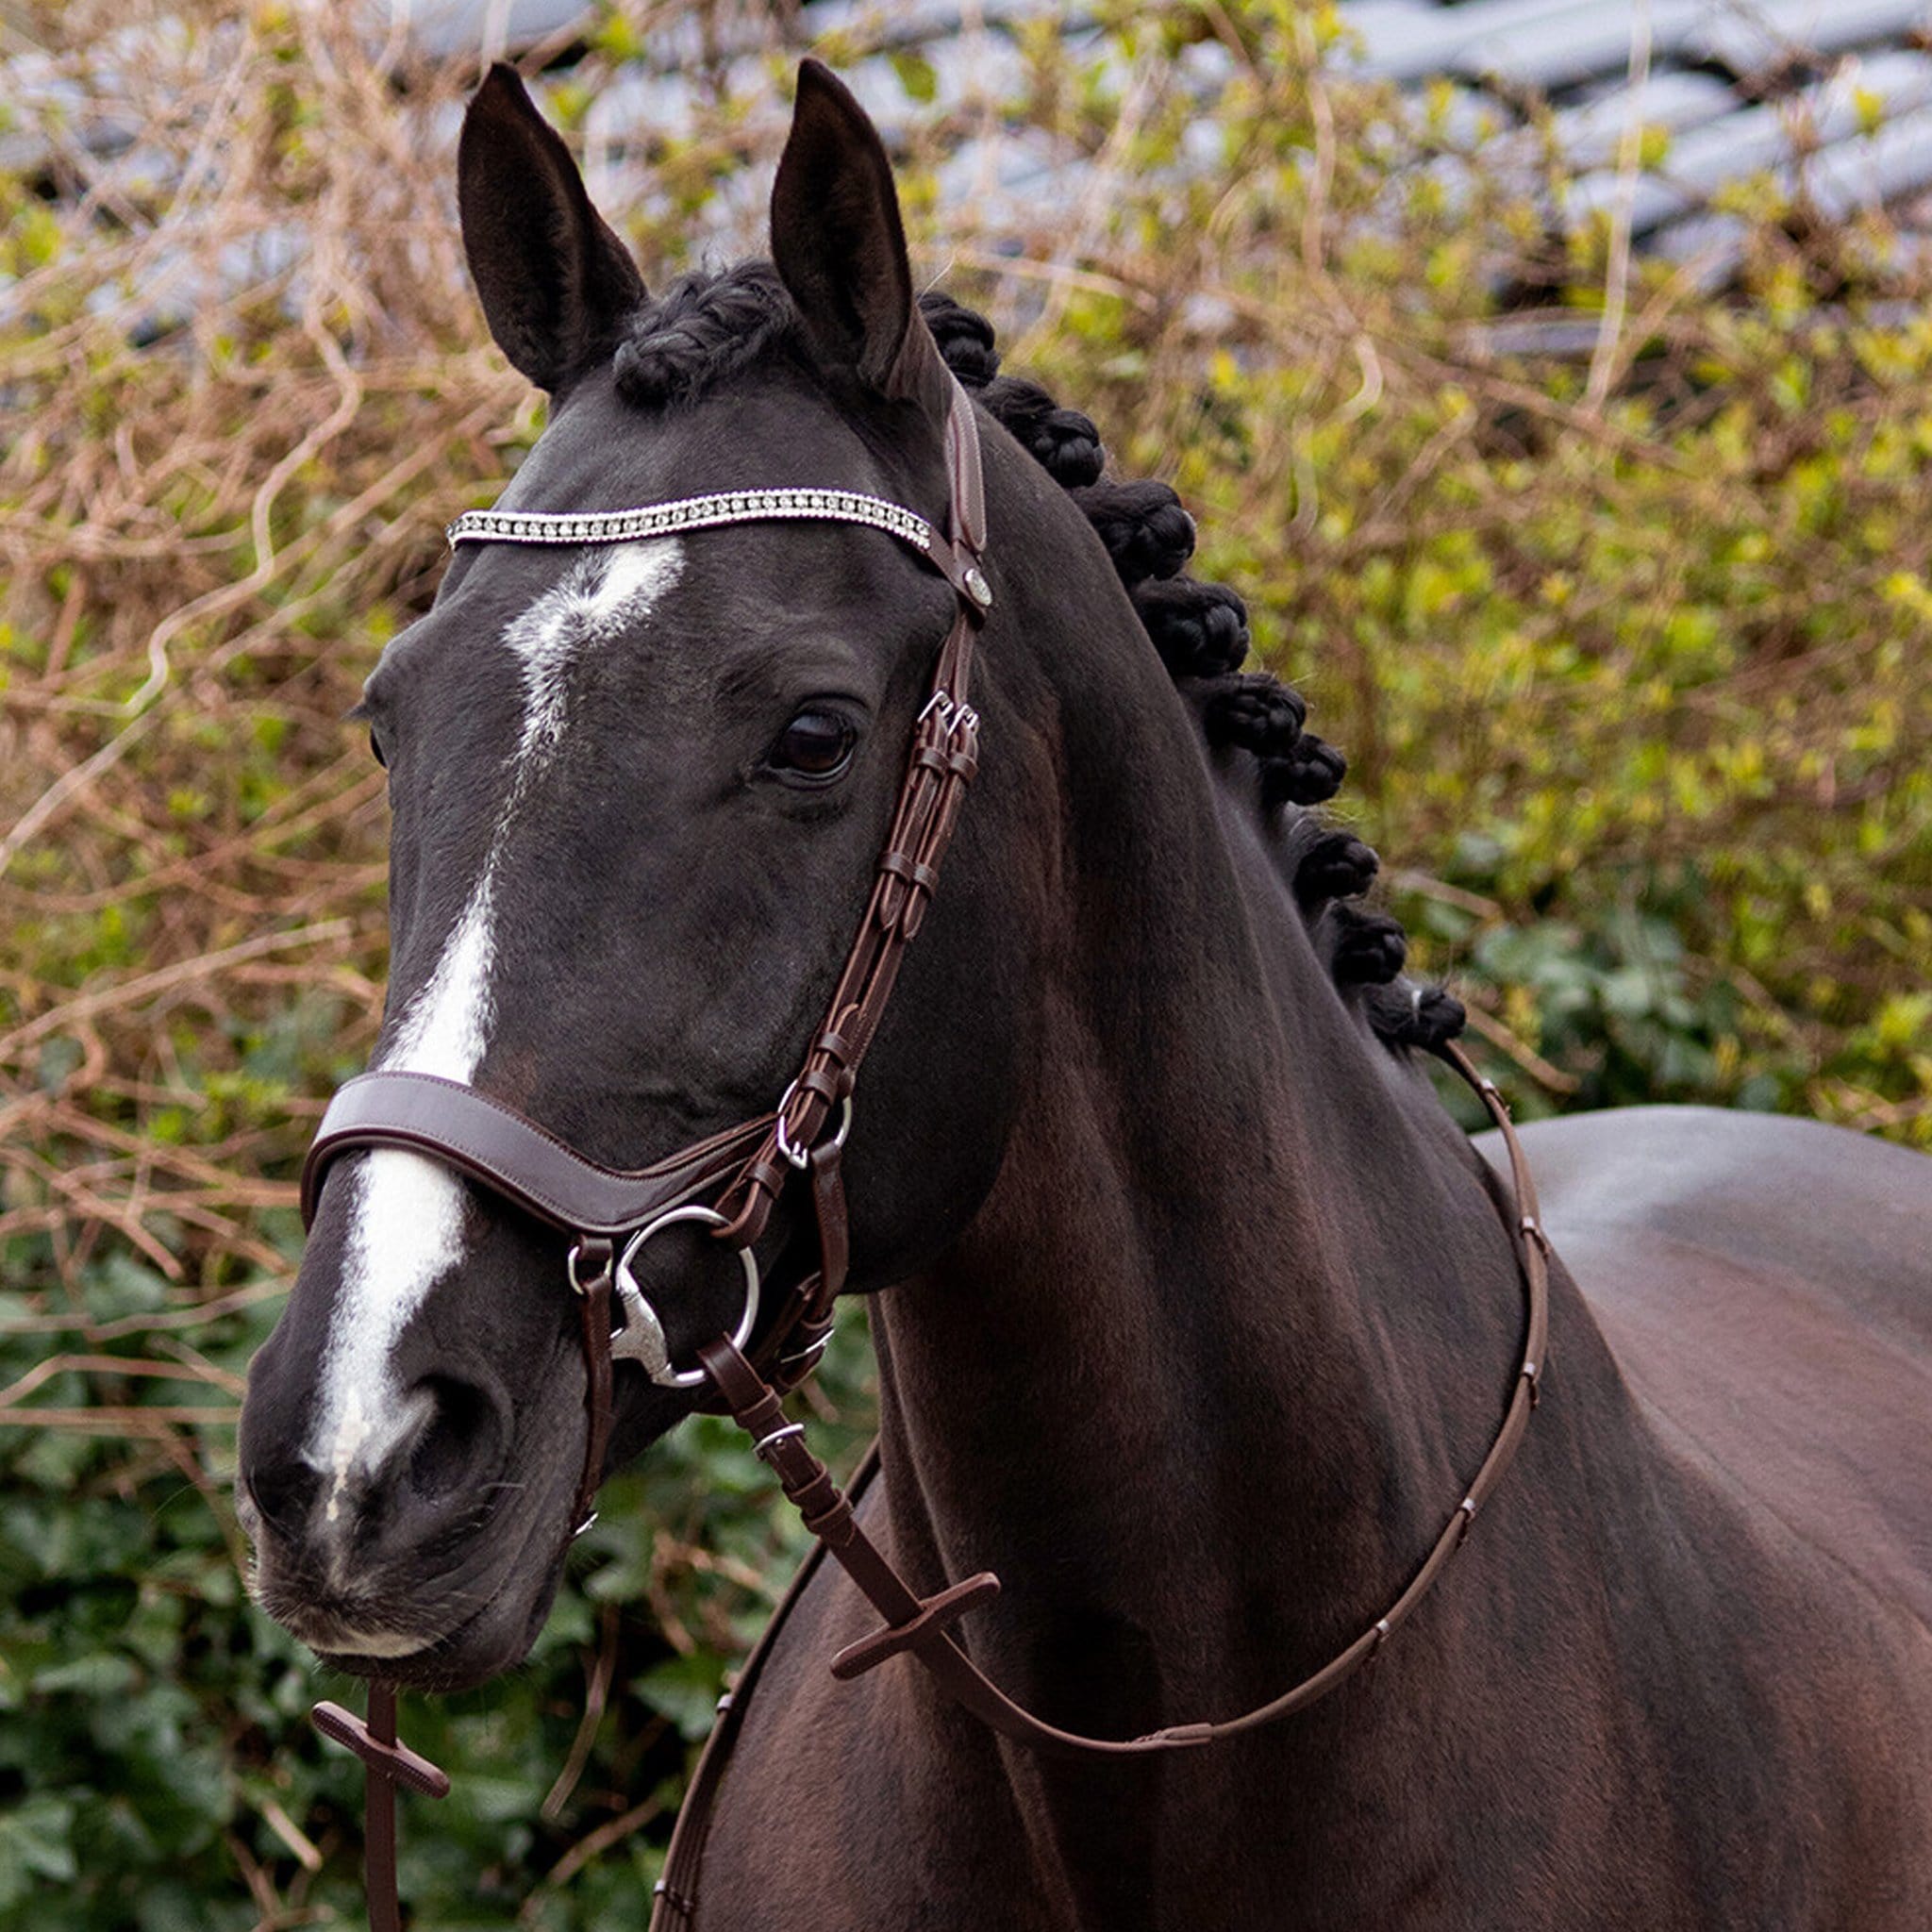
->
[[367, 727, 388, 770], [770, 709, 857, 780]]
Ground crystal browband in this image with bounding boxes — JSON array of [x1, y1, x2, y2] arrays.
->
[[447, 488, 937, 554]]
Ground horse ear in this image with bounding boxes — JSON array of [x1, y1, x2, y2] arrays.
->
[[770, 59, 947, 408], [458, 64, 646, 393]]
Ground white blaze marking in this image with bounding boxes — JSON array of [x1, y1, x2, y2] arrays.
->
[[310, 540, 683, 1507]]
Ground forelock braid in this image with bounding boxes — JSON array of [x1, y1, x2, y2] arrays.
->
[[919, 292, 1464, 1057], [615, 262, 796, 408]]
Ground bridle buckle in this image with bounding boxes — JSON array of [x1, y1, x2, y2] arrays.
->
[[775, 1081, 855, 1172], [566, 1237, 614, 1298]]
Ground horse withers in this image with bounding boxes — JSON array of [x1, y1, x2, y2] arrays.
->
[[237, 59, 1932, 1930]]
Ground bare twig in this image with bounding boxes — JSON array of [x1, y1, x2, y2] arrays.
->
[[1460, 1007, 1583, 1097], [1584, 0, 1653, 417], [541, 1604, 622, 1823]]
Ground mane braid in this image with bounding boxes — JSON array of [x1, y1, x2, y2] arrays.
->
[[1294, 830, 1379, 909], [1202, 673, 1307, 754], [919, 293, 1467, 1058]]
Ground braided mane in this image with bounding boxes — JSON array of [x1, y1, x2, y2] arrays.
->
[[610, 273, 1463, 1056]]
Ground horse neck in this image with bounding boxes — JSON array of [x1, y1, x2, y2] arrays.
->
[[868, 658, 1532, 1740]]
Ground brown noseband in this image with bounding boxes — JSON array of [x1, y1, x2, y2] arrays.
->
[[295, 381, 1554, 1932]]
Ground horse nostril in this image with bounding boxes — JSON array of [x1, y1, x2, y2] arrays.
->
[[244, 1456, 323, 1537], [405, 1376, 499, 1503]]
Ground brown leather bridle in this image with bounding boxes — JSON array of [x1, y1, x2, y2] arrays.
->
[[296, 376, 1552, 1932]]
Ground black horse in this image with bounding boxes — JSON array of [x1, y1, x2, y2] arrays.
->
[[238, 62, 1932, 1929]]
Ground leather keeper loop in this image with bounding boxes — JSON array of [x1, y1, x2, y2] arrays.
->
[[799, 1491, 855, 1544], [879, 850, 941, 896], [713, 1176, 774, 1251], [741, 1153, 792, 1202], [810, 1025, 858, 1070], [734, 1388, 788, 1446], [795, 1066, 845, 1107]]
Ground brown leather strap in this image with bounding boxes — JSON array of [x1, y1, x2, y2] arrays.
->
[[806, 1141, 849, 1309], [647, 1445, 884, 1929], [312, 1681, 449, 1932], [301, 1072, 776, 1237], [709, 377, 989, 1254], [570, 1240, 616, 1534], [647, 1045, 1552, 1926], [714, 650, 981, 1257]]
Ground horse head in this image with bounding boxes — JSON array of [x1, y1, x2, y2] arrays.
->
[[235, 62, 1124, 1689]]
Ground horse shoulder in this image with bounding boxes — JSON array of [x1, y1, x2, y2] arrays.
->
[[1484, 1106, 1932, 1630]]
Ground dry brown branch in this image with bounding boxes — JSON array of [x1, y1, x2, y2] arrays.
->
[[0, 921, 353, 1055], [0, 1352, 244, 1408], [541, 1604, 623, 1823], [524, 1792, 668, 1912], [0, 1407, 238, 1430], [0, 1279, 287, 1340], [1460, 1006, 1584, 1097], [256, 1797, 324, 1877], [1387, 869, 1506, 923], [1583, 0, 1653, 417]]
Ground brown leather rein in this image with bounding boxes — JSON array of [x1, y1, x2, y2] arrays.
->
[[294, 378, 1553, 1931]]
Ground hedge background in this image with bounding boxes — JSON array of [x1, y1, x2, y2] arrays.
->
[[2, 3, 1927, 1925]]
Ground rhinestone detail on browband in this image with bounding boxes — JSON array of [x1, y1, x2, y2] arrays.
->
[[447, 488, 936, 553]]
